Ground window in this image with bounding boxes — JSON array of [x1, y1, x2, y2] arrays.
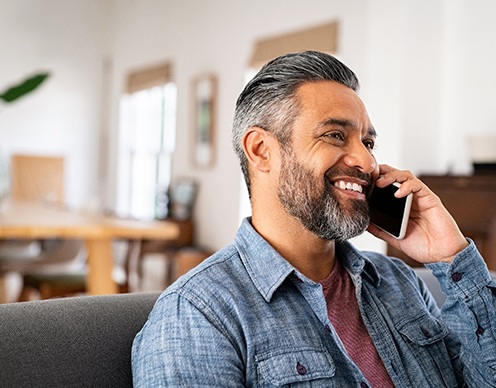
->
[[116, 63, 176, 220]]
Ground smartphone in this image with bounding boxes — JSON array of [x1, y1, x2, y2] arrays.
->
[[368, 182, 413, 239]]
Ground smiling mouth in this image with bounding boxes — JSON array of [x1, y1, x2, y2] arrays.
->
[[333, 180, 364, 194]]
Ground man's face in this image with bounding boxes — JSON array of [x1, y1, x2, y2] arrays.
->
[[277, 81, 378, 241]]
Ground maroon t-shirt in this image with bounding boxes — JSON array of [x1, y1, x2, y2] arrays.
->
[[320, 259, 394, 387]]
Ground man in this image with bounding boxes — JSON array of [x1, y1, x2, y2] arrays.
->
[[132, 51, 496, 387]]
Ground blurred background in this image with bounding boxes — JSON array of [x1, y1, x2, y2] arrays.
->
[[1, 0, 496, 286]]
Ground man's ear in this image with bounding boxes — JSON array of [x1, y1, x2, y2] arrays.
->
[[242, 126, 276, 173]]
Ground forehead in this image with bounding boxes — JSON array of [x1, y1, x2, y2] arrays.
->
[[294, 80, 373, 132]]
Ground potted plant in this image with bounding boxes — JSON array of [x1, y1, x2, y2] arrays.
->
[[0, 72, 50, 105]]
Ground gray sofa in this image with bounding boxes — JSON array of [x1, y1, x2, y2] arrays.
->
[[0, 268, 464, 387], [0, 292, 160, 388]]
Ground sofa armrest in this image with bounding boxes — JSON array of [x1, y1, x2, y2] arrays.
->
[[0, 292, 160, 388]]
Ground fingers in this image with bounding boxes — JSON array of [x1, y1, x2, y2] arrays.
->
[[375, 164, 426, 198]]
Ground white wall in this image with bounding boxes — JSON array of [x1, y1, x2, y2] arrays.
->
[[2, 0, 496, 253], [0, 0, 110, 208], [439, 0, 496, 173]]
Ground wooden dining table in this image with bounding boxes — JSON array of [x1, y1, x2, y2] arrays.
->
[[0, 200, 179, 300]]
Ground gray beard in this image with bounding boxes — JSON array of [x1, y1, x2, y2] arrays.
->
[[278, 152, 370, 242]]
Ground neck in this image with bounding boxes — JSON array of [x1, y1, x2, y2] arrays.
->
[[251, 211, 337, 282]]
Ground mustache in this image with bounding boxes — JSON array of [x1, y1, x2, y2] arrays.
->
[[324, 167, 373, 184]]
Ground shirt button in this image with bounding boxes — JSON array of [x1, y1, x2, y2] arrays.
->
[[324, 324, 331, 333], [360, 382, 368, 388], [296, 362, 307, 375], [451, 272, 463, 282], [476, 325, 485, 336]]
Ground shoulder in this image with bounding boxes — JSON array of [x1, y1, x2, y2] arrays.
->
[[364, 249, 427, 291], [364, 250, 418, 279], [138, 243, 260, 349], [360, 249, 440, 312], [153, 244, 252, 315], [170, 244, 243, 292]]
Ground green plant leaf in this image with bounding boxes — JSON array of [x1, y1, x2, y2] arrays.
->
[[0, 72, 50, 103]]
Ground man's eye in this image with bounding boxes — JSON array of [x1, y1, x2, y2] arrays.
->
[[326, 132, 344, 141], [363, 139, 375, 150]]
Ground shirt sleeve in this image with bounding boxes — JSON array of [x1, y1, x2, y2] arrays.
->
[[131, 291, 245, 387], [427, 240, 496, 386]]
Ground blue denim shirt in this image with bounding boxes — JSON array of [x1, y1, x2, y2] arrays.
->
[[132, 218, 496, 387]]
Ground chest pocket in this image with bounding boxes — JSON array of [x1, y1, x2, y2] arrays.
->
[[396, 313, 448, 345], [395, 313, 458, 387], [255, 347, 335, 387]]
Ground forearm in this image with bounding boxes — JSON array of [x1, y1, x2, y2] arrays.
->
[[427, 241, 496, 386]]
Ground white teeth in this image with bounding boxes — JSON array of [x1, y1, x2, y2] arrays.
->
[[334, 180, 363, 193], [352, 183, 362, 193]]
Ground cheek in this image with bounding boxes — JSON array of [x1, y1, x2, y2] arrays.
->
[[319, 153, 349, 176], [312, 148, 343, 168]]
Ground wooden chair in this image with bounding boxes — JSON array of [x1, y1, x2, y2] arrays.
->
[[0, 154, 66, 261], [0, 154, 86, 302], [10, 154, 65, 205]]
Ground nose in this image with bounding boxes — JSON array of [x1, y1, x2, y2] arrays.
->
[[343, 141, 377, 174]]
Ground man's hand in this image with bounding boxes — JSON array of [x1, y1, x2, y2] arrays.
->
[[367, 164, 469, 264]]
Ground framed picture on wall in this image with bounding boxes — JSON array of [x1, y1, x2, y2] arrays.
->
[[191, 74, 217, 168]]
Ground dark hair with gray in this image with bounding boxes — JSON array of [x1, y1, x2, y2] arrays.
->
[[232, 50, 360, 197]]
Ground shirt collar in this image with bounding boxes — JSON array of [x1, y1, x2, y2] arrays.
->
[[234, 218, 295, 302], [234, 218, 381, 302], [336, 240, 381, 287]]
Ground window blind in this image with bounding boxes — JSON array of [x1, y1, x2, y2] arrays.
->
[[249, 20, 339, 69], [126, 62, 172, 94]]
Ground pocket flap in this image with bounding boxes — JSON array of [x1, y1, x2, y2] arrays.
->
[[397, 313, 449, 345], [255, 347, 335, 385]]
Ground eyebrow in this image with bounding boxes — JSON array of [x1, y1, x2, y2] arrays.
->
[[318, 118, 377, 138]]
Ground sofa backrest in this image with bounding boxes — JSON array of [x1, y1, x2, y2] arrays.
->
[[0, 292, 160, 388]]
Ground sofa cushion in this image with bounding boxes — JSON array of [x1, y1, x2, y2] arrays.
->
[[0, 292, 160, 388]]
